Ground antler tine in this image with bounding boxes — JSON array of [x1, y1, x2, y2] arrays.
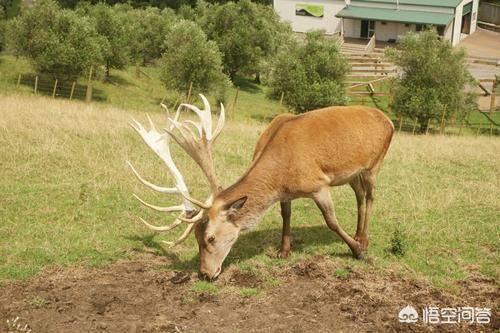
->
[[163, 223, 196, 248], [177, 187, 212, 209], [133, 193, 185, 212], [126, 160, 179, 194], [138, 216, 184, 232], [212, 103, 225, 142]]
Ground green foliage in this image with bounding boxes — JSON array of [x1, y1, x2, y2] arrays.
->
[[159, 19, 229, 97], [200, 0, 291, 80], [125, 6, 178, 65], [268, 31, 349, 113], [389, 224, 407, 257], [79, 3, 130, 77], [386, 30, 477, 132], [0, 0, 21, 18], [7, 0, 103, 78]]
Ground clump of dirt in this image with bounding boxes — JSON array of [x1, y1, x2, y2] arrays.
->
[[0, 254, 498, 333], [227, 270, 262, 288]]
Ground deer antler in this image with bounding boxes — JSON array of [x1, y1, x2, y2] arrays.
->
[[127, 94, 225, 247]]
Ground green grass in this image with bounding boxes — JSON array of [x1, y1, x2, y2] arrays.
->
[[239, 287, 261, 298], [191, 281, 218, 294]]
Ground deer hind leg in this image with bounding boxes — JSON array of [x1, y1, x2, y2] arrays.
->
[[278, 201, 292, 258], [360, 169, 377, 249], [350, 175, 368, 251], [313, 187, 363, 259]]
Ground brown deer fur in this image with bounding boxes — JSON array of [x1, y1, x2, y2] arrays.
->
[[196, 106, 394, 279]]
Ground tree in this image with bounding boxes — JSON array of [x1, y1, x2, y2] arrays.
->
[[7, 0, 103, 78], [80, 3, 130, 77], [268, 31, 349, 113], [125, 7, 178, 66], [200, 0, 290, 81], [159, 20, 229, 98], [386, 30, 476, 132]]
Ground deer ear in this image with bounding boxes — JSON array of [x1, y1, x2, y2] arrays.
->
[[225, 196, 247, 212]]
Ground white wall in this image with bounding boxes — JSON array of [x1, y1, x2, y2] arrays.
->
[[451, 0, 479, 46], [374, 21, 413, 41], [273, 0, 346, 34]]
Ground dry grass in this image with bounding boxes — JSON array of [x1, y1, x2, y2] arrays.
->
[[0, 93, 498, 289]]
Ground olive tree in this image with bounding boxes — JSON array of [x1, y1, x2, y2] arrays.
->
[[386, 30, 476, 131], [126, 7, 178, 66], [83, 3, 130, 77], [159, 20, 229, 98], [7, 0, 103, 78], [268, 31, 349, 113], [200, 0, 291, 81]]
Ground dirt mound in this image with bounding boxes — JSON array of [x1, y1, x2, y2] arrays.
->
[[0, 254, 497, 332]]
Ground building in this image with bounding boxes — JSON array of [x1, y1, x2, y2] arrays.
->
[[273, 0, 480, 46]]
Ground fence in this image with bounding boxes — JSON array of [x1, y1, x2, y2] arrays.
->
[[478, 2, 500, 25], [14, 67, 104, 103]]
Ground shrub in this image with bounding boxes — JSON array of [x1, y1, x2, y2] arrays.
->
[[159, 20, 229, 98], [386, 30, 477, 132], [7, 0, 103, 78], [389, 224, 407, 257], [268, 31, 349, 113]]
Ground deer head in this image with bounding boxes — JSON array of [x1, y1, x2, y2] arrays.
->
[[128, 94, 241, 279]]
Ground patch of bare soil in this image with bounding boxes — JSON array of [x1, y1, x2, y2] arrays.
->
[[0, 254, 498, 333]]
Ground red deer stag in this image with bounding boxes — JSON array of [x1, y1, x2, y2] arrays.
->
[[128, 95, 394, 280]]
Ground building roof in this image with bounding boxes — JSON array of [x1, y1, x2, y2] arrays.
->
[[351, 0, 462, 8], [336, 6, 454, 25]]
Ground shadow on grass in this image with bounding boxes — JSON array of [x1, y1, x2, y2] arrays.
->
[[106, 74, 134, 87], [127, 224, 342, 273], [233, 76, 263, 94]]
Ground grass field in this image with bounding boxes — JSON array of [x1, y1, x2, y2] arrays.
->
[[0, 93, 498, 291]]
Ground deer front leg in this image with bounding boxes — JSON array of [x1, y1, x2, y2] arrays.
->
[[278, 201, 292, 258], [313, 187, 363, 259]]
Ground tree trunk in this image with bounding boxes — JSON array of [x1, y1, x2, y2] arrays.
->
[[254, 72, 261, 84]]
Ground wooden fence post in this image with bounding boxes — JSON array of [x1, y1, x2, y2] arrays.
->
[[459, 120, 464, 135], [425, 118, 431, 135], [398, 116, 403, 133], [186, 82, 193, 102], [52, 79, 58, 98], [279, 91, 284, 106], [69, 82, 76, 100], [17, 74, 22, 88], [85, 66, 93, 103], [231, 88, 239, 119], [34, 76, 38, 94], [412, 118, 418, 135], [440, 107, 447, 135], [490, 75, 498, 113]]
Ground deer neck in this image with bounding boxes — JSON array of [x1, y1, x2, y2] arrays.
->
[[220, 165, 280, 230]]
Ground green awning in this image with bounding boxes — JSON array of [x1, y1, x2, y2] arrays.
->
[[462, 2, 472, 15], [336, 6, 454, 26]]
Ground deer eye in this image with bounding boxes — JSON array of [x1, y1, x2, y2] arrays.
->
[[207, 235, 215, 244]]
